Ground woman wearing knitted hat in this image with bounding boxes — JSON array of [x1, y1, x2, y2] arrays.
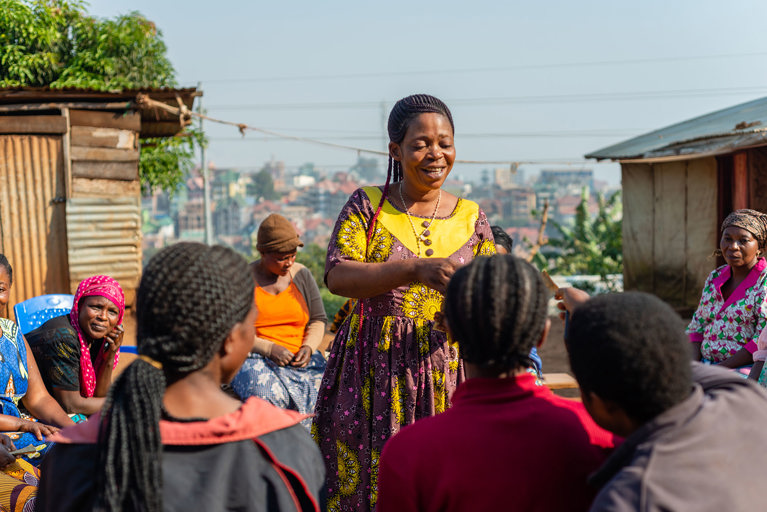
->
[[314, 94, 495, 511], [230, 213, 327, 425], [26, 275, 125, 416], [687, 209, 767, 369]]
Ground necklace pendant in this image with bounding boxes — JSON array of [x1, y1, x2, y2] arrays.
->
[[422, 220, 430, 228]]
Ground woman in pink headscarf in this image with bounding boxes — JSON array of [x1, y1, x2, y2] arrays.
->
[[26, 275, 125, 416]]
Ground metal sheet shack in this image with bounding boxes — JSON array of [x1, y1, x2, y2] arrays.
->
[[587, 96, 767, 314], [0, 87, 199, 313]]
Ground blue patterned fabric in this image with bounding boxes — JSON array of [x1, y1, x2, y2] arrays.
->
[[231, 351, 326, 428], [0, 318, 51, 466]]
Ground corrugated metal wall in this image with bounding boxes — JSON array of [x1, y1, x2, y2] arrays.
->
[[66, 197, 141, 298], [0, 135, 69, 316]]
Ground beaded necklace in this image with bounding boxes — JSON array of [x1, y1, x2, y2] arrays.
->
[[399, 184, 441, 257]]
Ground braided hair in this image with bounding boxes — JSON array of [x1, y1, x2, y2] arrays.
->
[[444, 254, 548, 370], [0, 254, 12, 285], [95, 242, 255, 511]]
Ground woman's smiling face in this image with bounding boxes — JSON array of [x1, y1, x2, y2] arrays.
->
[[391, 112, 455, 195], [78, 295, 120, 342]]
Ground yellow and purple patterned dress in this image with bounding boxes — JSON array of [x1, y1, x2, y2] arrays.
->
[[313, 186, 495, 512]]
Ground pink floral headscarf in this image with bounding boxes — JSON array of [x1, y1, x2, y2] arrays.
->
[[69, 275, 125, 397]]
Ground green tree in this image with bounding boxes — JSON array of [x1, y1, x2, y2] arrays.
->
[[252, 168, 279, 201], [350, 156, 379, 182], [0, 0, 197, 193], [530, 189, 622, 289]]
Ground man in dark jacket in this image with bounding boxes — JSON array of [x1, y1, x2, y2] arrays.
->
[[560, 290, 767, 511]]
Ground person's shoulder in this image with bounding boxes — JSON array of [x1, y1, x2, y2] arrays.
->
[[591, 463, 646, 512], [258, 423, 325, 489], [27, 315, 77, 345], [540, 393, 616, 447]]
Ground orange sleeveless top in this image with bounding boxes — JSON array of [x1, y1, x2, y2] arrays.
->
[[254, 281, 309, 354]]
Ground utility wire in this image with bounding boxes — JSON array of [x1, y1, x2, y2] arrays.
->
[[207, 86, 767, 110], [198, 51, 767, 84]]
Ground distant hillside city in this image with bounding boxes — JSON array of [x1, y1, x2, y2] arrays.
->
[[140, 156, 620, 261]]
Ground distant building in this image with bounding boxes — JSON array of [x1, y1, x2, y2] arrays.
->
[[538, 169, 594, 193]]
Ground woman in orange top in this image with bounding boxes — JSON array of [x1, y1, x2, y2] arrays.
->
[[231, 214, 327, 424]]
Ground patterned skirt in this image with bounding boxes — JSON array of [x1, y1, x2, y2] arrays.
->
[[231, 351, 326, 428], [312, 312, 463, 512]]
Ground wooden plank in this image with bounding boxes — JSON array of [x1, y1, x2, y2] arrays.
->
[[0, 116, 67, 134], [685, 157, 718, 311], [69, 109, 140, 132], [71, 146, 139, 162], [622, 164, 655, 293], [70, 126, 137, 149], [543, 373, 579, 390], [653, 162, 687, 307], [72, 161, 138, 181], [71, 176, 140, 197], [748, 147, 767, 213], [733, 152, 749, 209]]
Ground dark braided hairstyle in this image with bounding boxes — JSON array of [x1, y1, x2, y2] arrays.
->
[[0, 254, 12, 285], [444, 254, 548, 370], [95, 242, 255, 512]]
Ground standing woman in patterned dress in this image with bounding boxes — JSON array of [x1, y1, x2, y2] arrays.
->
[[313, 94, 495, 511]]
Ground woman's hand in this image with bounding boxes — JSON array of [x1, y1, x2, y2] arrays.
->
[[0, 436, 15, 469], [415, 258, 458, 294], [555, 287, 591, 320], [268, 345, 295, 367], [290, 346, 312, 368], [103, 324, 124, 356], [15, 419, 59, 441]]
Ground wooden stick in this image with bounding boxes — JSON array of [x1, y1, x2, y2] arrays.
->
[[526, 199, 549, 262]]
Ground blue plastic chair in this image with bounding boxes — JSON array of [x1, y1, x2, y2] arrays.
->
[[14, 294, 75, 335]]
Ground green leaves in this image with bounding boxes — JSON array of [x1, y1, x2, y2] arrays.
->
[[531, 188, 623, 290], [0, 1, 190, 193]]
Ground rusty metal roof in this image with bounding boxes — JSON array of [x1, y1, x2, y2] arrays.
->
[[586, 96, 767, 162], [0, 87, 200, 138]]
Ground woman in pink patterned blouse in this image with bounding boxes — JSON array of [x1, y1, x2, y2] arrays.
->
[[687, 209, 767, 368]]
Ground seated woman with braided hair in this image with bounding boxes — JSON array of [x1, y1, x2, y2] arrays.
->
[[377, 255, 616, 512], [36, 243, 325, 512], [687, 209, 767, 370]]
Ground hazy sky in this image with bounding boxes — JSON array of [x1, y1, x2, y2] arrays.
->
[[89, 0, 767, 185]]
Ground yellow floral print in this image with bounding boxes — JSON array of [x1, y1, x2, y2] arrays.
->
[[474, 238, 496, 257], [433, 369, 446, 414], [378, 316, 393, 352], [391, 376, 409, 426], [336, 213, 368, 261], [448, 338, 460, 372], [337, 440, 361, 497], [327, 495, 341, 512], [415, 322, 430, 356], [369, 449, 381, 507], [401, 283, 444, 321], [336, 213, 393, 263], [310, 422, 319, 444], [366, 225, 394, 263]]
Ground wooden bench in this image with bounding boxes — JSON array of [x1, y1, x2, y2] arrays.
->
[[542, 372, 579, 390]]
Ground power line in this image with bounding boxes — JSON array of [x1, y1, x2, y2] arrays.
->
[[207, 86, 767, 110], [208, 130, 642, 142], [198, 51, 767, 84]]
